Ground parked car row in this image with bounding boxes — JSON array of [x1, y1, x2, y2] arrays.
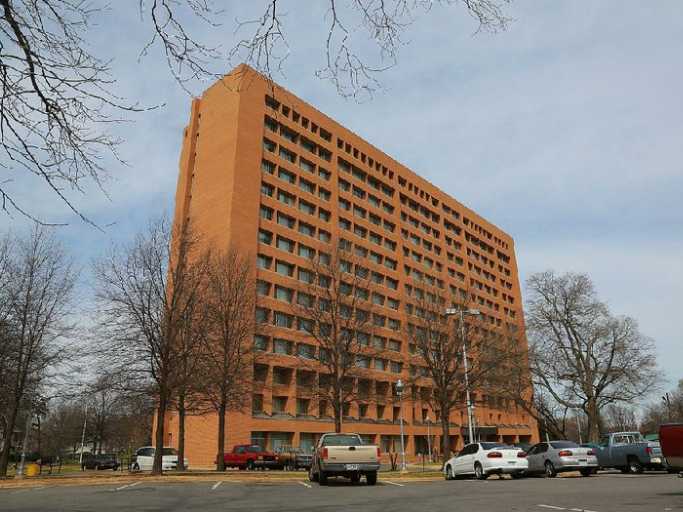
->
[[444, 431, 675, 481]]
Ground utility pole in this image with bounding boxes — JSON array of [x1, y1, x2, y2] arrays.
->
[[396, 379, 407, 472], [16, 411, 33, 479], [79, 404, 88, 465]]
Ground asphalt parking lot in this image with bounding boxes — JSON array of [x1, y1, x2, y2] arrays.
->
[[1, 472, 681, 512]]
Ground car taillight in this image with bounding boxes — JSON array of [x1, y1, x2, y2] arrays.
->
[[558, 450, 573, 457], [587, 449, 595, 456], [646, 447, 653, 455], [517, 452, 527, 458], [322, 448, 329, 460], [377, 447, 381, 459], [487, 451, 503, 458]]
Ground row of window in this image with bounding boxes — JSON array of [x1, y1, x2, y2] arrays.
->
[[264, 117, 332, 162], [265, 95, 333, 143]]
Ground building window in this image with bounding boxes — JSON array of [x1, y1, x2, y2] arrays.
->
[[277, 212, 295, 229], [278, 168, 296, 184], [298, 244, 315, 259], [252, 394, 264, 414], [261, 183, 274, 197], [275, 260, 294, 277], [257, 254, 272, 269], [275, 285, 294, 302], [261, 159, 275, 174], [260, 205, 273, 220], [297, 344, 315, 359], [318, 230, 331, 243], [374, 359, 386, 371], [273, 396, 288, 413], [299, 200, 315, 215], [274, 311, 294, 328], [258, 229, 273, 245], [318, 188, 331, 201], [299, 177, 315, 194], [299, 159, 315, 174], [298, 222, 315, 237], [263, 138, 276, 152], [277, 190, 295, 206], [276, 236, 295, 253], [254, 335, 269, 351], [297, 268, 314, 284], [256, 280, 271, 296], [296, 399, 310, 415], [279, 147, 296, 163], [255, 307, 270, 324], [390, 361, 403, 374], [388, 339, 401, 352], [273, 338, 293, 355]]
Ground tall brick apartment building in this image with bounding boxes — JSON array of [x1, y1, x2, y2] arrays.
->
[[166, 64, 538, 467]]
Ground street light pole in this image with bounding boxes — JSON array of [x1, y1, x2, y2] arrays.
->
[[79, 404, 88, 466], [396, 379, 407, 472], [445, 307, 481, 445]]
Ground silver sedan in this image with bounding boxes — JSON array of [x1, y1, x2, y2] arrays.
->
[[526, 441, 598, 477]]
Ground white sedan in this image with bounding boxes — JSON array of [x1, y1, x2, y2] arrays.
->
[[444, 442, 528, 480], [131, 447, 188, 471]]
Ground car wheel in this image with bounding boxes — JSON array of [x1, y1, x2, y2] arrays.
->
[[246, 460, 255, 471], [366, 471, 377, 486], [132, 462, 140, 472], [350, 474, 360, 484], [580, 468, 592, 477], [308, 467, 318, 482], [511, 471, 525, 479], [474, 463, 487, 480], [544, 461, 557, 478], [318, 471, 328, 486], [445, 465, 454, 481], [628, 457, 644, 474]]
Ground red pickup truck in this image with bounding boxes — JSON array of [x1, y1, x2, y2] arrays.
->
[[222, 444, 283, 470], [660, 424, 683, 473]]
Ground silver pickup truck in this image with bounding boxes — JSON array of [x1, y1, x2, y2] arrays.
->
[[594, 432, 665, 473], [308, 433, 381, 486]]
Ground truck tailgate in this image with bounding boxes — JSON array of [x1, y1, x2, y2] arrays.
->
[[326, 446, 378, 464]]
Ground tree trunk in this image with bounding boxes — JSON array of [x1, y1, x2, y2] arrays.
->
[[216, 399, 226, 471], [0, 401, 20, 476], [586, 398, 601, 443], [152, 393, 168, 475], [177, 393, 186, 471], [440, 415, 451, 466], [334, 387, 342, 433]]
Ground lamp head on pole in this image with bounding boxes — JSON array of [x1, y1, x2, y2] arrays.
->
[[396, 379, 404, 395], [444, 308, 482, 317]]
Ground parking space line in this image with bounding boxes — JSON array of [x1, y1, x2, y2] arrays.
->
[[298, 481, 312, 488], [383, 480, 405, 487], [10, 486, 45, 495], [538, 506, 566, 510], [211, 481, 222, 491], [114, 482, 141, 491]]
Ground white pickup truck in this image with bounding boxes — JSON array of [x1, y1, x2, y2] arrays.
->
[[308, 433, 381, 486]]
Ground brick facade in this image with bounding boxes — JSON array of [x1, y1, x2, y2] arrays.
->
[[165, 64, 538, 468]]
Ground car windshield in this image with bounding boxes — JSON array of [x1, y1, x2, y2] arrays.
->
[[322, 435, 363, 446], [480, 443, 511, 450], [550, 441, 579, 449], [162, 448, 178, 456]]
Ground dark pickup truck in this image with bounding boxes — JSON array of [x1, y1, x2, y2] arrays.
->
[[221, 444, 283, 470]]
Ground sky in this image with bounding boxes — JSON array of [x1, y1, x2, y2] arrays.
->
[[2, 1, 681, 397]]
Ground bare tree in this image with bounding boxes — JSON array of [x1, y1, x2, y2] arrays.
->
[[405, 283, 523, 463], [290, 248, 379, 433], [524, 271, 660, 443], [93, 217, 206, 475], [202, 249, 255, 472], [1, 1, 510, 223], [0, 226, 77, 477], [641, 379, 683, 433]]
